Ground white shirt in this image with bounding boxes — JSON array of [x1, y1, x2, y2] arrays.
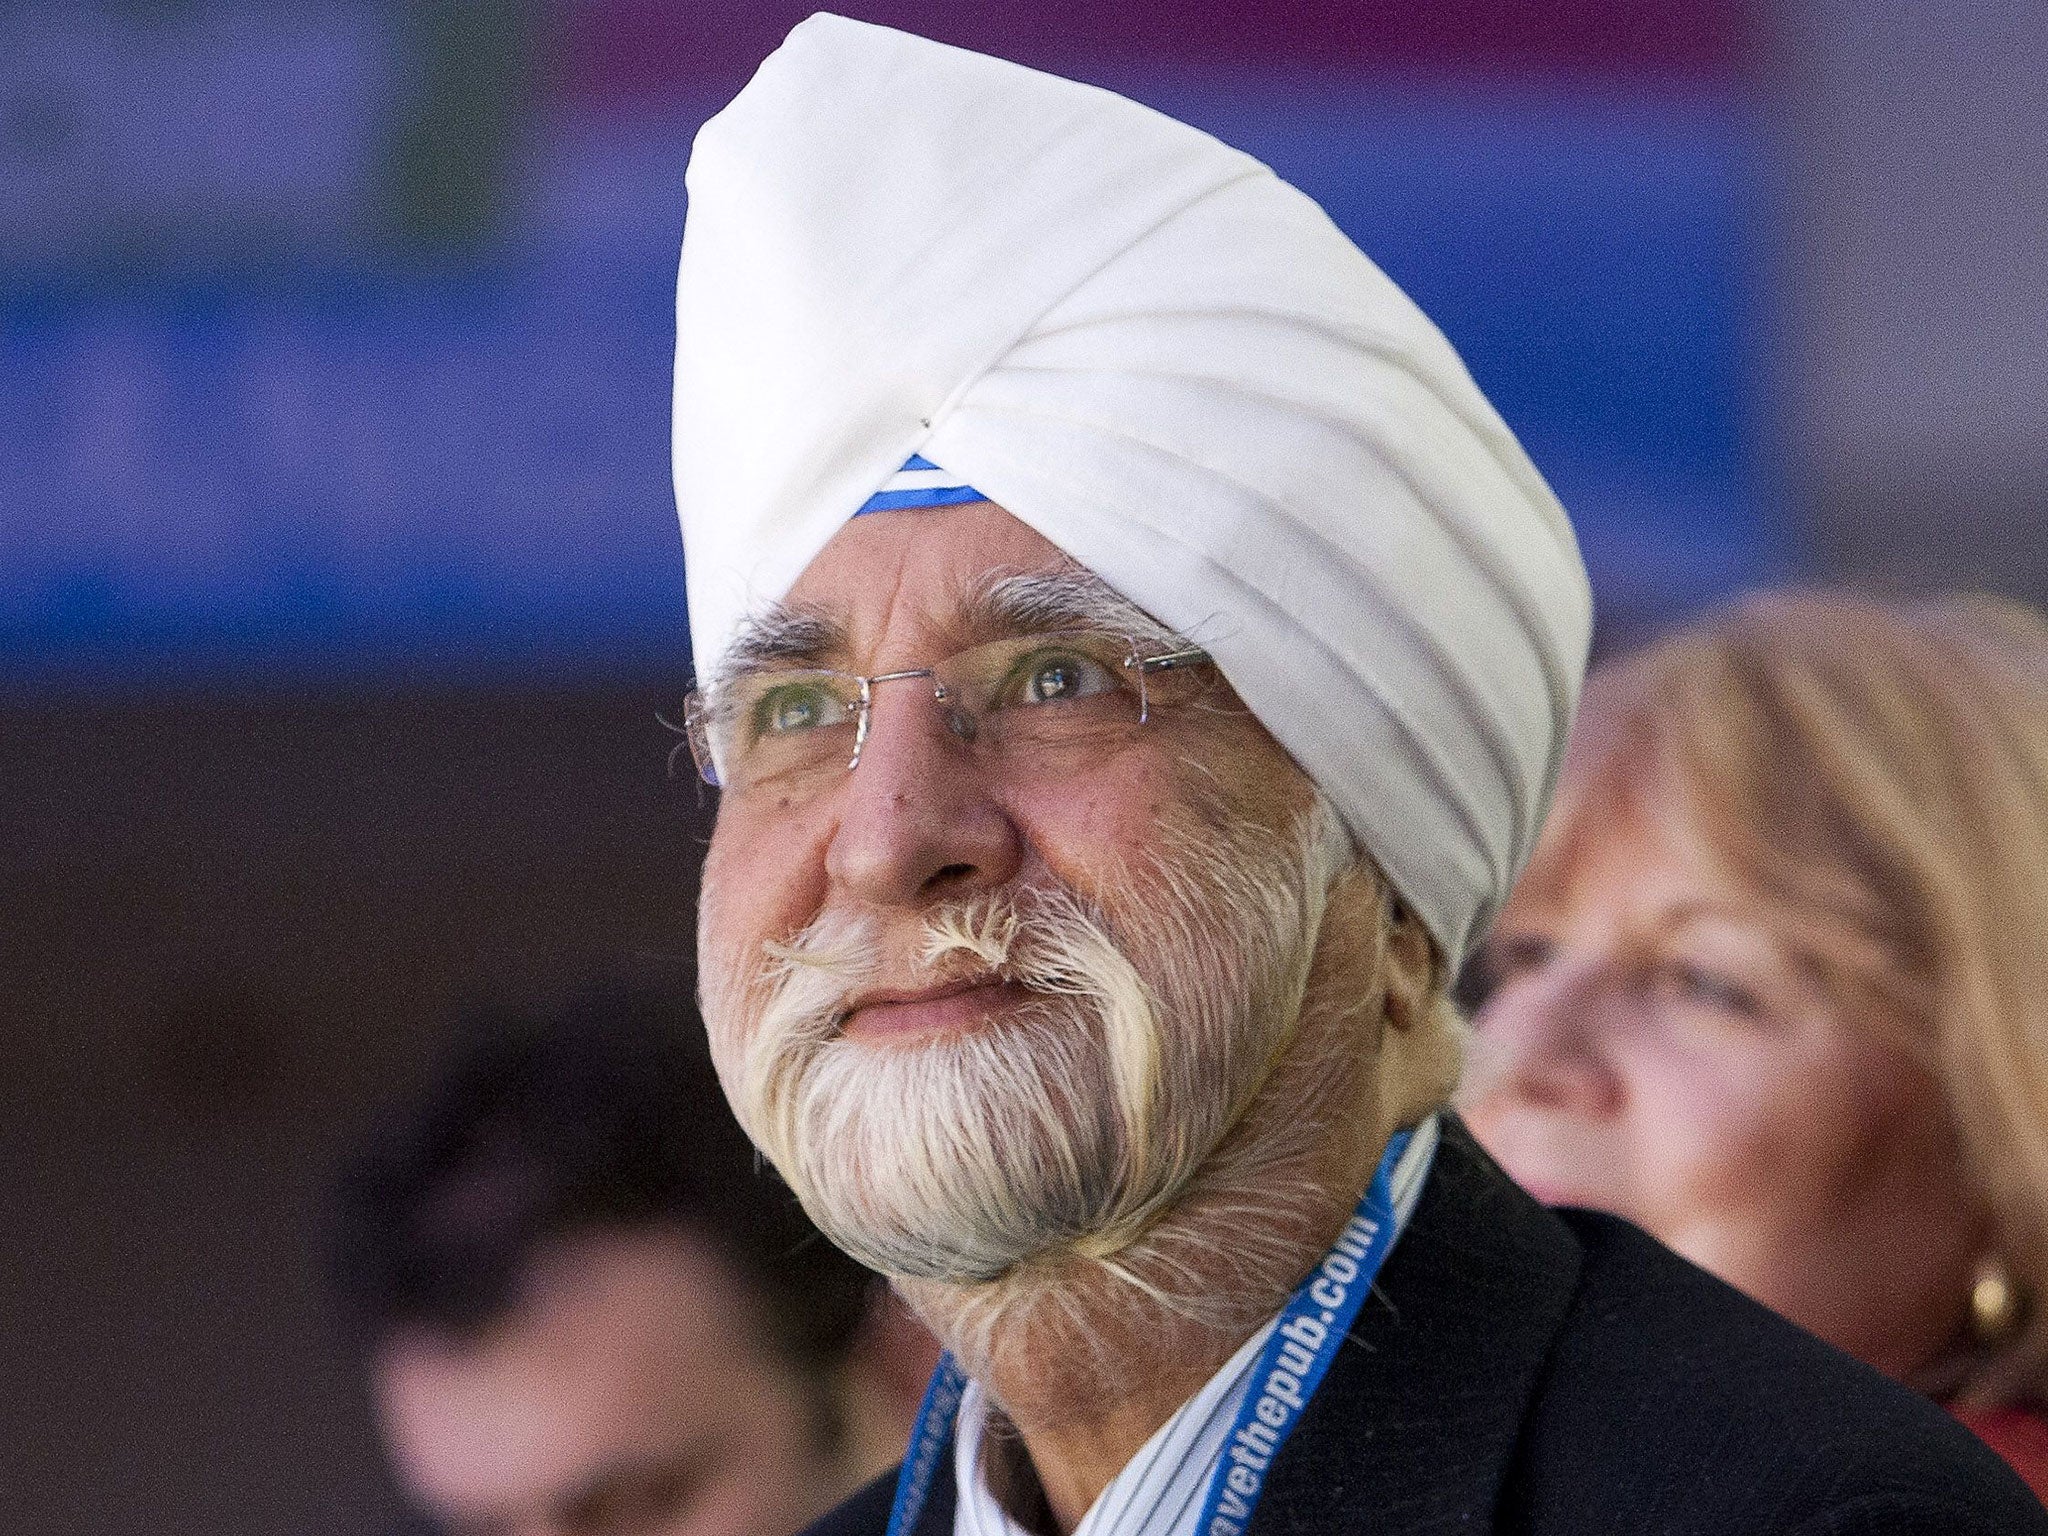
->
[[951, 1117, 1441, 1536]]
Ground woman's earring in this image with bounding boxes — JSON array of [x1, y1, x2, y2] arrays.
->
[[1971, 1254, 2028, 1346]]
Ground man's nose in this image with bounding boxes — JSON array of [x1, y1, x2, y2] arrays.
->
[[1474, 960, 1624, 1117], [822, 687, 1024, 908]]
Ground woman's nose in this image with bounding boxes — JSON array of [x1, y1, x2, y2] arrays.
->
[[1473, 959, 1625, 1117]]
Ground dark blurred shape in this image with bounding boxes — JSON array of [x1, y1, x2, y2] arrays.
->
[[383, 0, 537, 253], [331, 985, 869, 1371], [331, 986, 935, 1536], [0, 677, 705, 1536], [141, 972, 297, 1128]]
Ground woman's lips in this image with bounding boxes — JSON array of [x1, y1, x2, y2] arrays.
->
[[840, 977, 1021, 1041]]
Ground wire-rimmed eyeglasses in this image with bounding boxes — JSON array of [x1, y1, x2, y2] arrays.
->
[[680, 629, 1211, 794]]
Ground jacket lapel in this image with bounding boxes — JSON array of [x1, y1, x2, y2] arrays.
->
[[1246, 1117, 1583, 1535], [911, 1469, 959, 1536]]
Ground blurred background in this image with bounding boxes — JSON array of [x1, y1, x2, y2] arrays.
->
[[1, 2, 2042, 1531]]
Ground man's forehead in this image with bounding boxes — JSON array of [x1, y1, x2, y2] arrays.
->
[[785, 498, 1060, 608], [719, 503, 1176, 676]]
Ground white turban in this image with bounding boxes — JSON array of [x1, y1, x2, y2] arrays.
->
[[673, 13, 1592, 964]]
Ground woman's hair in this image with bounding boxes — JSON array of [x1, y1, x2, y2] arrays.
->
[[1526, 589, 2048, 1404]]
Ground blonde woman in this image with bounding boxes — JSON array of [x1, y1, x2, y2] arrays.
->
[[1464, 590, 2048, 1496]]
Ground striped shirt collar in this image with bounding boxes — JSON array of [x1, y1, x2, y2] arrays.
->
[[951, 1116, 1442, 1536]]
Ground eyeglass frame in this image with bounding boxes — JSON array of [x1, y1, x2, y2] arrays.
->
[[677, 631, 1213, 790]]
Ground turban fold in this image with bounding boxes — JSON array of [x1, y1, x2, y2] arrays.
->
[[673, 13, 1593, 963]]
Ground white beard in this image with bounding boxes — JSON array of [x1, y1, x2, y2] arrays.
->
[[700, 794, 1352, 1285]]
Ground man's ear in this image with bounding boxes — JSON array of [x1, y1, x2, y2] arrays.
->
[[1372, 898, 1464, 1130], [1381, 902, 1440, 1034]]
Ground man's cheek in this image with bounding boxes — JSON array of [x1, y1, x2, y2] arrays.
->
[[699, 840, 779, 967], [695, 880, 765, 1047], [1008, 764, 1175, 874], [706, 809, 833, 929]]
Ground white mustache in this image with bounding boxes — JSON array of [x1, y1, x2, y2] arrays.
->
[[755, 886, 1131, 1035], [729, 883, 1163, 1282]]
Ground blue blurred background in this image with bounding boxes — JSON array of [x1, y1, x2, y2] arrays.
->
[[2, 0, 1774, 687], [1, 4, 2042, 1533]]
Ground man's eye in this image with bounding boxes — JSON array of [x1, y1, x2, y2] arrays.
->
[[751, 684, 844, 737], [1008, 650, 1118, 706]]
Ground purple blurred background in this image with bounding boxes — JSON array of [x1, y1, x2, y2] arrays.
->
[[1, 3, 2042, 1532]]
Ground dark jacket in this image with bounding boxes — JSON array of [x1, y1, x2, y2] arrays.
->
[[807, 1120, 2047, 1534]]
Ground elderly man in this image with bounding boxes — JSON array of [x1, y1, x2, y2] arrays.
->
[[670, 16, 2043, 1536]]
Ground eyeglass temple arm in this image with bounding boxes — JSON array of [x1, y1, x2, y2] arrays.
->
[[1128, 645, 1209, 726], [1135, 646, 1209, 674]]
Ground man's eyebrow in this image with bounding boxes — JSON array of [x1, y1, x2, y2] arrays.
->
[[710, 569, 1186, 688], [968, 568, 1185, 648], [714, 603, 846, 685]]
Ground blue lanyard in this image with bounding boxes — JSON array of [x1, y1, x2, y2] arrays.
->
[[884, 1129, 1414, 1536], [887, 1351, 970, 1536]]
